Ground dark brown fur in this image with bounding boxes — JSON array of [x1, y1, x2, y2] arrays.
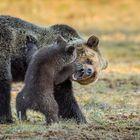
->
[[16, 36, 79, 124], [0, 15, 107, 123]]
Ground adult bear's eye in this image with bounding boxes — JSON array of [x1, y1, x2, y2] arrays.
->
[[86, 58, 93, 65]]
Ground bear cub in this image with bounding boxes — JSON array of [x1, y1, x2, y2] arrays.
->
[[16, 36, 77, 124]]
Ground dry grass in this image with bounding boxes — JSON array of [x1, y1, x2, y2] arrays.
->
[[0, 0, 140, 139], [0, 0, 140, 31]]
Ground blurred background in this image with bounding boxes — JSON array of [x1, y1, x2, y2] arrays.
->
[[0, 0, 140, 139], [0, 0, 140, 63]]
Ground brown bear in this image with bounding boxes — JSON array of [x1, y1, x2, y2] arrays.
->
[[16, 36, 83, 124], [0, 15, 107, 123]]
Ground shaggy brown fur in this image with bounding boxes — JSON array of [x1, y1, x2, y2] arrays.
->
[[0, 15, 107, 123], [16, 36, 79, 124]]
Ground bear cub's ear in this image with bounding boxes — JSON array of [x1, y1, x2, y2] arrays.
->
[[56, 35, 66, 45], [66, 45, 75, 54], [87, 35, 99, 48]]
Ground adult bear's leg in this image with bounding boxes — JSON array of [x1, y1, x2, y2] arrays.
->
[[0, 26, 13, 123], [54, 79, 86, 123], [0, 57, 12, 123]]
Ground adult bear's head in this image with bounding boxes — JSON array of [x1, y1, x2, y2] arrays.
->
[[71, 35, 108, 85], [51, 25, 108, 85]]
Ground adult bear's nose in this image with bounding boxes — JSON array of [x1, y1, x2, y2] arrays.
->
[[86, 68, 94, 76]]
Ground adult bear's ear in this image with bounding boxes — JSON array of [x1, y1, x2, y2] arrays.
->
[[56, 35, 66, 45], [86, 35, 99, 48], [66, 45, 75, 53]]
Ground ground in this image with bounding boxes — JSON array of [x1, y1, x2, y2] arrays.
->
[[0, 40, 139, 139], [0, 0, 140, 139]]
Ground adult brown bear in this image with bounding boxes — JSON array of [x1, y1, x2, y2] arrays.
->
[[0, 15, 107, 123]]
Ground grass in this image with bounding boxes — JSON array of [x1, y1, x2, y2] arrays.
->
[[4, 45, 139, 139], [0, 0, 140, 139]]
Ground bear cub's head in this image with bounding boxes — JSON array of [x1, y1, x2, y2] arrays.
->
[[51, 35, 77, 68]]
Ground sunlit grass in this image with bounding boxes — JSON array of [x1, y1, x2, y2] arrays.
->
[[0, 0, 140, 31], [8, 59, 140, 139]]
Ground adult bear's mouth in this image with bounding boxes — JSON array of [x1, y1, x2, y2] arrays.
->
[[72, 70, 85, 81], [72, 65, 96, 84]]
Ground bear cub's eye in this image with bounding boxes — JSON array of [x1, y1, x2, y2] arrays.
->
[[86, 58, 93, 65]]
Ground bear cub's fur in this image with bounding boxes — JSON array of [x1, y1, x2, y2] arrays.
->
[[16, 36, 77, 124]]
